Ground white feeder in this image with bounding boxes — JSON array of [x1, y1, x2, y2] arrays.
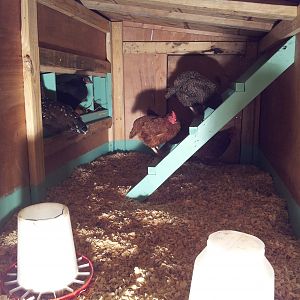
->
[[17, 202, 78, 293], [189, 230, 274, 300]]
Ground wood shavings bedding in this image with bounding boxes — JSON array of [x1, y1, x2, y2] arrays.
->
[[0, 152, 299, 300]]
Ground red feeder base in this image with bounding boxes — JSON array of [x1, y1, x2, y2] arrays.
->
[[2, 255, 94, 300]]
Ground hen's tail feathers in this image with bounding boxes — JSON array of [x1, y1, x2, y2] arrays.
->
[[129, 126, 137, 139], [165, 86, 176, 99]]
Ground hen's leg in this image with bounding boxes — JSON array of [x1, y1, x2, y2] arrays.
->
[[151, 147, 159, 154]]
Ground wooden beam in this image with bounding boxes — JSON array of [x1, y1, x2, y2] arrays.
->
[[123, 41, 246, 55], [108, 12, 263, 38], [82, 0, 297, 21], [39, 48, 111, 75], [21, 0, 45, 187], [122, 21, 251, 40], [38, 0, 110, 33], [83, 2, 273, 32], [111, 22, 125, 147], [259, 5, 300, 53]]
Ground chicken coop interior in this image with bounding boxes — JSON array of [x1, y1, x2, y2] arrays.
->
[[1, 0, 300, 299]]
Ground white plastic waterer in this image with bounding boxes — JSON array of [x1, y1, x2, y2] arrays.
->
[[17, 202, 78, 292], [3, 202, 93, 300], [189, 230, 274, 300]]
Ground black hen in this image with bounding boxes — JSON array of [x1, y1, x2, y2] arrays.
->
[[56, 74, 92, 110], [42, 99, 88, 137], [193, 127, 235, 164]]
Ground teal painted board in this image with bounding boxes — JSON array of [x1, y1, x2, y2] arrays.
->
[[94, 76, 108, 108], [80, 76, 94, 109], [0, 187, 31, 232], [41, 73, 56, 100], [45, 143, 110, 191], [81, 110, 109, 123], [256, 148, 300, 238], [106, 73, 113, 117], [127, 36, 295, 200]]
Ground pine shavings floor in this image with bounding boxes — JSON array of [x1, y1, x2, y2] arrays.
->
[[0, 152, 299, 300]]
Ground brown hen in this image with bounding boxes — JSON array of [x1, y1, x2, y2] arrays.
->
[[129, 111, 181, 154]]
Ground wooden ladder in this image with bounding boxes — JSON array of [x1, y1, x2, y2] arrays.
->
[[126, 36, 296, 201]]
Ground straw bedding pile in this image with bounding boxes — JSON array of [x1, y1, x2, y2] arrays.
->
[[0, 151, 299, 300]]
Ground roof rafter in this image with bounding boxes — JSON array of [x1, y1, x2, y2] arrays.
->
[[259, 4, 300, 52], [82, 1, 274, 32], [82, 0, 297, 21]]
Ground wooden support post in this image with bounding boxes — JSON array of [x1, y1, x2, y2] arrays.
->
[[21, 0, 45, 188], [110, 22, 125, 150]]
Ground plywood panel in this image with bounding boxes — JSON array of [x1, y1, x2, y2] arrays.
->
[[38, 4, 107, 60], [124, 53, 168, 140], [0, 0, 29, 196], [44, 119, 112, 173], [260, 33, 300, 204]]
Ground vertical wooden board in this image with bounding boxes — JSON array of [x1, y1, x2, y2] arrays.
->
[[259, 35, 299, 203], [0, 0, 30, 196], [124, 53, 168, 140], [167, 54, 250, 163], [111, 22, 125, 145], [37, 4, 107, 60], [240, 42, 260, 163], [21, 0, 45, 186]]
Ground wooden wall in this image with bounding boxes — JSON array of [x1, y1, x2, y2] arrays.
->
[[0, 0, 29, 197], [38, 4, 107, 60], [0, 1, 111, 197], [123, 22, 259, 163], [260, 33, 300, 205], [37, 3, 111, 175]]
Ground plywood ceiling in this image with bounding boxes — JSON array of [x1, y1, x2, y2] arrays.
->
[[81, 0, 299, 38]]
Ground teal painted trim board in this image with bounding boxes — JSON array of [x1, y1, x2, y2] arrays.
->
[[256, 149, 300, 238], [44, 143, 110, 191], [0, 186, 31, 232]]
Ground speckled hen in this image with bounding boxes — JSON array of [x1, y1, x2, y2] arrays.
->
[[42, 99, 88, 137], [165, 71, 221, 114]]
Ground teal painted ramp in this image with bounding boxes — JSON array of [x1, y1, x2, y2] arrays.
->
[[126, 37, 296, 201]]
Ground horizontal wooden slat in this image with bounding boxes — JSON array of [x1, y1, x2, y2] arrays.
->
[[122, 21, 252, 41], [259, 5, 300, 52], [44, 117, 112, 173], [38, 0, 110, 32], [44, 117, 112, 158], [82, 0, 297, 21], [39, 47, 111, 75], [123, 41, 246, 55], [82, 2, 273, 32], [110, 12, 264, 37]]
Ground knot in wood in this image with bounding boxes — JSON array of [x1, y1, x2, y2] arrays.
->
[[23, 54, 34, 74]]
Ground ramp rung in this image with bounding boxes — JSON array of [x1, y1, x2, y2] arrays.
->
[[148, 167, 156, 175], [232, 82, 246, 92]]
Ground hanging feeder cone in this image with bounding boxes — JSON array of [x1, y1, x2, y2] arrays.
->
[[2, 202, 93, 300]]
